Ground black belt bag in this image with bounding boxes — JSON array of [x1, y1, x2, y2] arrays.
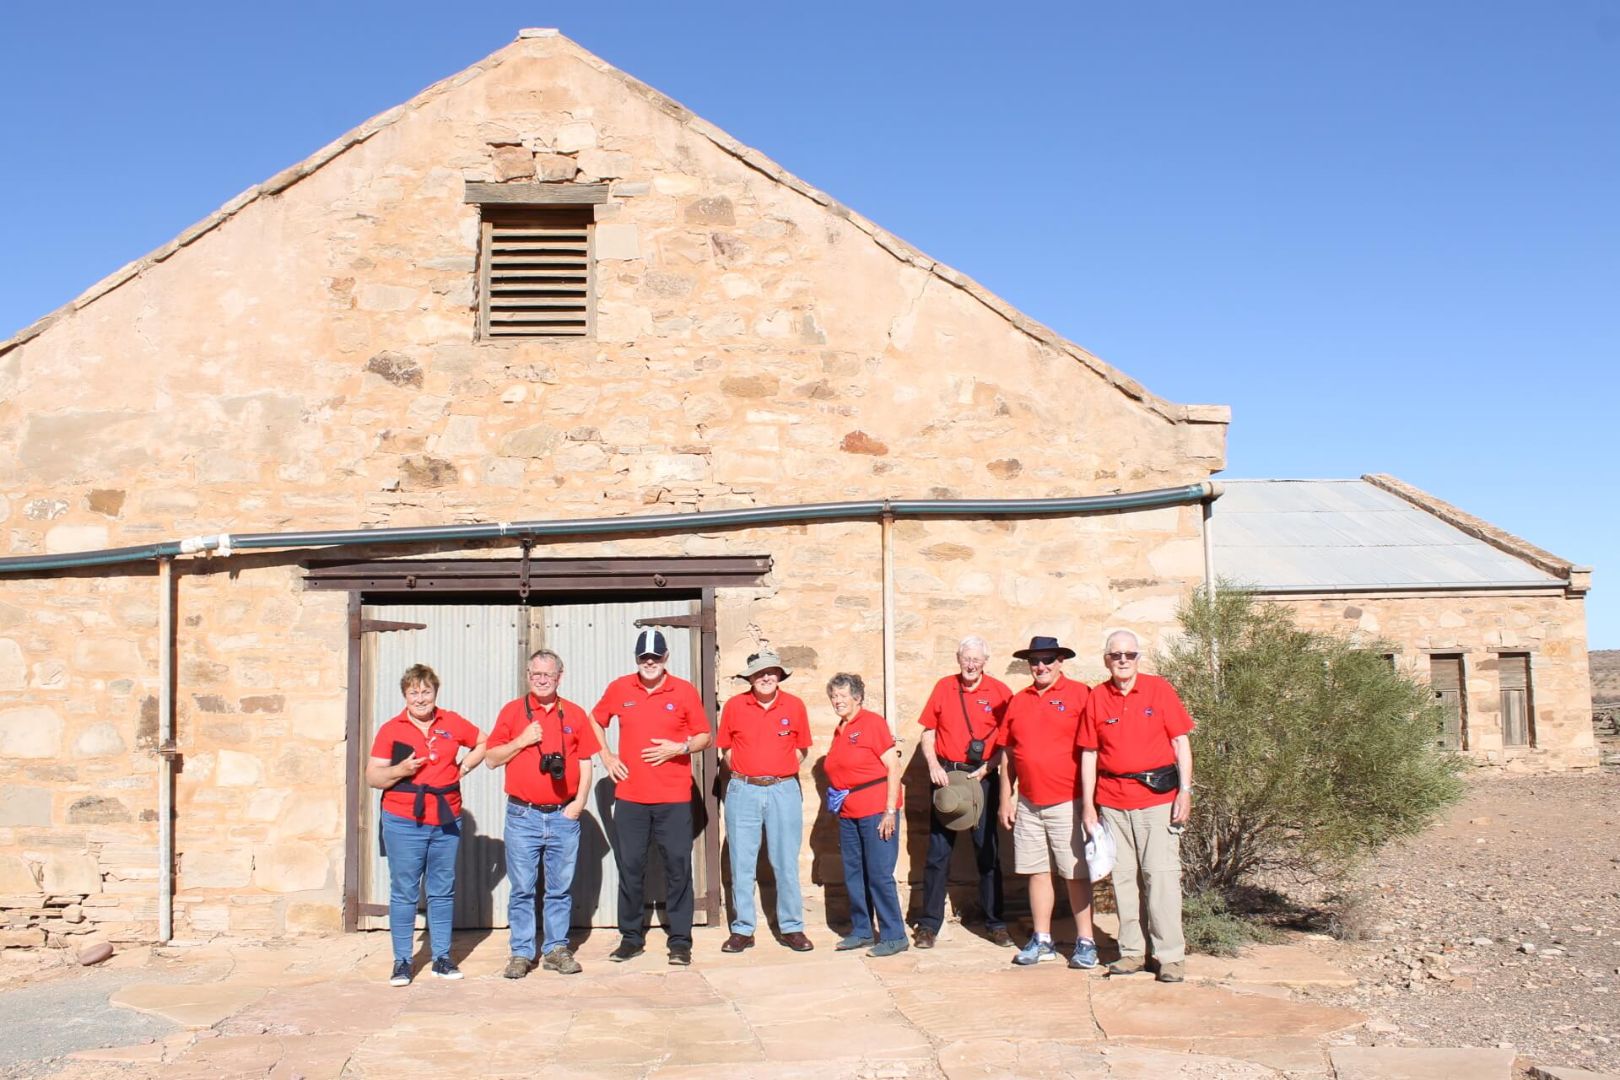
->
[[1103, 763, 1180, 794]]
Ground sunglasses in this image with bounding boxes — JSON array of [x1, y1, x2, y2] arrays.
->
[[1105, 652, 1140, 662], [1027, 656, 1063, 668]]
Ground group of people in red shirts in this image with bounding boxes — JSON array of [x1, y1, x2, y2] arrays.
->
[[368, 625, 1194, 985]]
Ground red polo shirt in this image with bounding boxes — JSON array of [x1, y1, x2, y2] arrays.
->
[[1080, 673, 1194, 811], [718, 689, 811, 778], [1002, 676, 1088, 807], [916, 673, 1011, 763], [592, 672, 709, 805], [488, 694, 599, 804], [371, 709, 481, 825], [824, 708, 900, 819]]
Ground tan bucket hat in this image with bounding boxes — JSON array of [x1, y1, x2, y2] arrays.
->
[[737, 649, 792, 681], [931, 771, 984, 831]]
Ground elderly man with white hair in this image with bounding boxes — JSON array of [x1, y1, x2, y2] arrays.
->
[[912, 634, 1014, 950], [1079, 629, 1195, 983]]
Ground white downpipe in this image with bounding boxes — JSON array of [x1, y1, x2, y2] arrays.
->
[[881, 510, 897, 719], [157, 556, 174, 943]]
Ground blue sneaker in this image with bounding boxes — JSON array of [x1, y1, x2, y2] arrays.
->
[[1069, 937, 1099, 969], [868, 938, 909, 958], [1012, 937, 1059, 965], [835, 934, 875, 951]]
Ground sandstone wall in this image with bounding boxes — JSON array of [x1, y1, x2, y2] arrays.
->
[[0, 33, 1225, 945], [1274, 592, 1597, 770]]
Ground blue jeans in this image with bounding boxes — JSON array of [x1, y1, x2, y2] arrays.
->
[[380, 810, 460, 963], [724, 777, 805, 935], [505, 802, 582, 958], [839, 812, 904, 943]]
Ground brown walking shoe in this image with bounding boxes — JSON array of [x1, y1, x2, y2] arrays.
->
[[781, 931, 814, 952], [987, 927, 1015, 948], [721, 933, 755, 953], [503, 955, 535, 980], [913, 927, 937, 949], [542, 947, 582, 975], [1155, 961, 1185, 983], [1107, 955, 1147, 976]]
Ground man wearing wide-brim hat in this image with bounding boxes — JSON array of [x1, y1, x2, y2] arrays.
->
[[914, 634, 1014, 950], [997, 636, 1098, 970], [716, 649, 814, 954]]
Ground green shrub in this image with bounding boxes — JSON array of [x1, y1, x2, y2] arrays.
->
[[1159, 587, 1465, 898], [1182, 888, 1275, 956]]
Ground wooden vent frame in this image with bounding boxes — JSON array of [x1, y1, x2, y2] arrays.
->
[[478, 206, 595, 339]]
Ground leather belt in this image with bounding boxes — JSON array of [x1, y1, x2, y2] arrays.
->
[[939, 758, 989, 773], [508, 794, 563, 813], [733, 774, 795, 787]]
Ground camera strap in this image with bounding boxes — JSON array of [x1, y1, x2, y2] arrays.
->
[[522, 693, 564, 757], [955, 685, 986, 744]]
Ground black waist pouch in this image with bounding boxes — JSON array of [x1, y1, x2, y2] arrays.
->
[[1106, 763, 1180, 794]]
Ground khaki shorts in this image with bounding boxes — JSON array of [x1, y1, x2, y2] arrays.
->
[[1012, 796, 1085, 879]]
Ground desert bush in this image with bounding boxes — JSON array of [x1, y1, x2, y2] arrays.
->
[[1159, 587, 1465, 898], [1183, 888, 1276, 956]]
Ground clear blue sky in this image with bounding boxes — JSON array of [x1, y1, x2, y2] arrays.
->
[[3, 2, 1616, 646]]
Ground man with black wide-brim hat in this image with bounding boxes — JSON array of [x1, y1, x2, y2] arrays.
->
[[998, 636, 1098, 970]]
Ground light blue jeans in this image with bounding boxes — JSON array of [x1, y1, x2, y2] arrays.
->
[[505, 802, 582, 958], [380, 810, 460, 963], [724, 777, 805, 936]]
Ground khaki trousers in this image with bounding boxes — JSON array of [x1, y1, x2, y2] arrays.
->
[[1100, 802, 1184, 964]]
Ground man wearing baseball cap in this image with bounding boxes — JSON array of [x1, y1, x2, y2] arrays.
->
[[716, 649, 813, 953], [590, 628, 712, 966]]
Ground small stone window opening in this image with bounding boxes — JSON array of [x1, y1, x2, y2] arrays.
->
[[1497, 652, 1534, 748], [1429, 654, 1466, 751]]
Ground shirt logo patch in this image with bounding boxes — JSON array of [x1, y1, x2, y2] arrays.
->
[[848, 731, 861, 742], [1047, 699, 1067, 712], [563, 726, 574, 734], [622, 701, 637, 708], [1144, 707, 1155, 718], [779, 717, 791, 727], [1105, 717, 1120, 725], [432, 728, 452, 740], [665, 702, 676, 711]]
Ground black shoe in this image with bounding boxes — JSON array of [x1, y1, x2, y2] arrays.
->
[[430, 957, 463, 980], [609, 939, 645, 963], [668, 944, 692, 966], [389, 959, 412, 987]]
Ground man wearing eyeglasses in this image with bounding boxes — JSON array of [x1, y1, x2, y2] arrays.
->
[[590, 628, 712, 966], [913, 634, 1013, 950], [1079, 629, 1194, 983], [486, 649, 598, 978], [997, 636, 1097, 969]]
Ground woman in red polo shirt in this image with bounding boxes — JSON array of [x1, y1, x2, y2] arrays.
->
[[366, 664, 487, 987], [823, 672, 908, 957]]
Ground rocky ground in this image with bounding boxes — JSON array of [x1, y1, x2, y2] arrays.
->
[[1317, 766, 1620, 1075]]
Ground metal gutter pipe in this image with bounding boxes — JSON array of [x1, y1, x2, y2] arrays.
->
[[881, 507, 897, 718], [156, 556, 174, 943], [0, 482, 1221, 575]]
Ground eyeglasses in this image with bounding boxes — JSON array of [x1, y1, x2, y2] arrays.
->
[[1027, 656, 1062, 668], [528, 671, 560, 681], [1105, 652, 1140, 662]]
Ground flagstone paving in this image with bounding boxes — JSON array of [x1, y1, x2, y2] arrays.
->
[[0, 918, 1559, 1078]]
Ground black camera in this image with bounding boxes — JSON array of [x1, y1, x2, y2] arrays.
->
[[964, 737, 987, 768], [540, 752, 566, 781]]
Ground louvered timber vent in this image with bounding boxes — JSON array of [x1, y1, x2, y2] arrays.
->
[[478, 207, 594, 338]]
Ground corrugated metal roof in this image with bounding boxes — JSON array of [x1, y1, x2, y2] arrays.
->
[[1212, 480, 1563, 591]]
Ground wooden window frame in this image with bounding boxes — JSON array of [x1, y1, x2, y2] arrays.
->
[[1497, 651, 1535, 748], [466, 183, 608, 342]]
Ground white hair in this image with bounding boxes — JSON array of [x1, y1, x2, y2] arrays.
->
[[1102, 628, 1139, 653], [957, 635, 989, 657]]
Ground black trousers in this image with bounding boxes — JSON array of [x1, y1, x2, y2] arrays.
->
[[614, 799, 694, 949], [917, 770, 1004, 933]]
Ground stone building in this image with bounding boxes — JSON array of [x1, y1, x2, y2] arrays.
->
[[0, 31, 1592, 951], [1212, 476, 1596, 771]]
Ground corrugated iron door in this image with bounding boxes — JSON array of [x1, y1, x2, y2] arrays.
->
[[531, 598, 705, 927], [359, 604, 525, 930], [358, 598, 706, 931]]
